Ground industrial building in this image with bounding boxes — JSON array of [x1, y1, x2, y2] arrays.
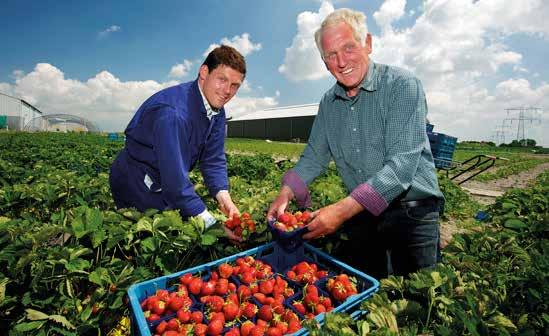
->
[[0, 92, 43, 130], [227, 103, 318, 142]]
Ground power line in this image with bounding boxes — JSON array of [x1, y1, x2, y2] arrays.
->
[[504, 107, 542, 146]]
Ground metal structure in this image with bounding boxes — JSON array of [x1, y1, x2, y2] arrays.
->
[[504, 107, 542, 146], [0, 92, 43, 130], [23, 114, 101, 133]]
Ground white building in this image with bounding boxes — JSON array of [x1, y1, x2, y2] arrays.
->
[[0, 92, 43, 130]]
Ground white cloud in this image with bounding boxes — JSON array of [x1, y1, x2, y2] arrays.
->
[[366, 0, 549, 144], [203, 33, 262, 57], [373, 0, 406, 32], [169, 59, 193, 78], [0, 63, 279, 132], [278, 1, 334, 81], [98, 25, 121, 38]]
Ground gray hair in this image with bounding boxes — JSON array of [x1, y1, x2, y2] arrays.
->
[[314, 8, 369, 59]]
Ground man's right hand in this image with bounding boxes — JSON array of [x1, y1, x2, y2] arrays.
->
[[267, 185, 295, 222]]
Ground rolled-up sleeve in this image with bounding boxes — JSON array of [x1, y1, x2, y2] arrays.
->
[[153, 111, 206, 216], [350, 78, 427, 215]]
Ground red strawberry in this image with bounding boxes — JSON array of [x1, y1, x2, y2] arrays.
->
[[206, 319, 223, 336], [180, 273, 193, 285], [237, 285, 251, 301], [250, 326, 265, 336], [266, 327, 282, 336], [315, 303, 327, 314], [241, 302, 258, 319], [156, 289, 170, 302], [223, 301, 240, 321], [155, 320, 168, 334], [277, 213, 290, 224], [206, 295, 224, 312], [145, 312, 160, 322], [191, 310, 203, 324], [162, 331, 180, 336], [189, 277, 203, 296], [215, 278, 229, 296], [259, 279, 274, 295], [201, 280, 216, 296], [226, 327, 241, 336], [151, 300, 166, 315], [218, 263, 233, 279], [292, 301, 306, 315], [166, 318, 180, 331], [177, 309, 190, 323], [240, 321, 255, 336], [287, 319, 301, 333], [168, 296, 184, 311], [194, 323, 208, 336], [258, 305, 273, 321]]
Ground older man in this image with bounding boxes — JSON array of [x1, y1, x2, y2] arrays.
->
[[110, 45, 244, 239], [268, 9, 444, 278]]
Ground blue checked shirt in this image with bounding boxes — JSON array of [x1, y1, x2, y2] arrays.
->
[[285, 62, 443, 215]]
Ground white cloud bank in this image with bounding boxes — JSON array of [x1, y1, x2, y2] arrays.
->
[[280, 0, 549, 145], [98, 25, 121, 38], [0, 62, 278, 131]]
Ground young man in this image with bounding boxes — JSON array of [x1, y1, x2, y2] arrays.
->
[[110, 45, 244, 239], [267, 9, 444, 278]]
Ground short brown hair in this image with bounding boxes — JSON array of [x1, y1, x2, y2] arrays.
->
[[203, 45, 246, 78]]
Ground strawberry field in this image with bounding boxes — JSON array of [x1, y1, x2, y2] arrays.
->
[[0, 132, 547, 335]]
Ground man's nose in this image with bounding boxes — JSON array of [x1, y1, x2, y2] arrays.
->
[[336, 52, 347, 67]]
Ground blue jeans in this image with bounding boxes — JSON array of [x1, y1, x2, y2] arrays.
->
[[336, 199, 441, 279]]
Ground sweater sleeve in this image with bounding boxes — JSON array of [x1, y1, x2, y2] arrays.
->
[[199, 115, 229, 196], [153, 110, 206, 216]]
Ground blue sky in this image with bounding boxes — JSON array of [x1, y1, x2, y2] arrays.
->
[[1, 0, 548, 145]]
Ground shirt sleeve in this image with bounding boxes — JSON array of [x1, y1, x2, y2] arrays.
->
[[199, 116, 229, 197], [153, 111, 206, 216], [350, 77, 427, 215], [285, 102, 332, 207]]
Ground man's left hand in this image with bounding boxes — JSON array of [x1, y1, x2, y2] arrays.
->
[[302, 197, 364, 240]]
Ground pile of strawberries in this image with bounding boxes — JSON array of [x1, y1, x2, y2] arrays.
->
[[285, 261, 328, 285], [140, 256, 360, 335], [326, 274, 358, 302], [224, 212, 256, 239], [291, 284, 333, 319], [271, 211, 312, 233]]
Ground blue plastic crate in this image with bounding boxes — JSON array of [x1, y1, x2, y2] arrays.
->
[[127, 242, 379, 336]]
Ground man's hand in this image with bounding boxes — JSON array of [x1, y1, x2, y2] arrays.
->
[[302, 197, 364, 240], [215, 191, 242, 242], [267, 185, 295, 222], [216, 191, 239, 218]]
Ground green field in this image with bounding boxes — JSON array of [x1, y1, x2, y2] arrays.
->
[[0, 132, 547, 335]]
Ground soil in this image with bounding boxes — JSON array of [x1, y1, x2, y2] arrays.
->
[[439, 161, 549, 248]]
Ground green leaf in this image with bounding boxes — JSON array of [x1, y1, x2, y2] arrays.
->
[[140, 237, 157, 253], [65, 258, 90, 272], [91, 228, 107, 248], [48, 315, 75, 330], [501, 202, 516, 209], [136, 217, 153, 232], [88, 267, 109, 286], [0, 278, 8, 303], [13, 321, 46, 332], [71, 216, 87, 239], [26, 308, 49, 320], [201, 233, 217, 246], [504, 218, 527, 230]]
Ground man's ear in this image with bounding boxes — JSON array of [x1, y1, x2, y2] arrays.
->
[[198, 64, 209, 80], [364, 33, 372, 55]]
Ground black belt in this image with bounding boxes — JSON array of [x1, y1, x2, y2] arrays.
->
[[389, 197, 440, 210]]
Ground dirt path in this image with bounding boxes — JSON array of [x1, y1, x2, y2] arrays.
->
[[460, 162, 549, 203], [440, 162, 549, 248]]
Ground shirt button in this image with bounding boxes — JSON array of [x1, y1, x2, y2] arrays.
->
[[351, 106, 355, 111], [358, 169, 362, 173], [356, 149, 360, 153], [353, 128, 357, 131]]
